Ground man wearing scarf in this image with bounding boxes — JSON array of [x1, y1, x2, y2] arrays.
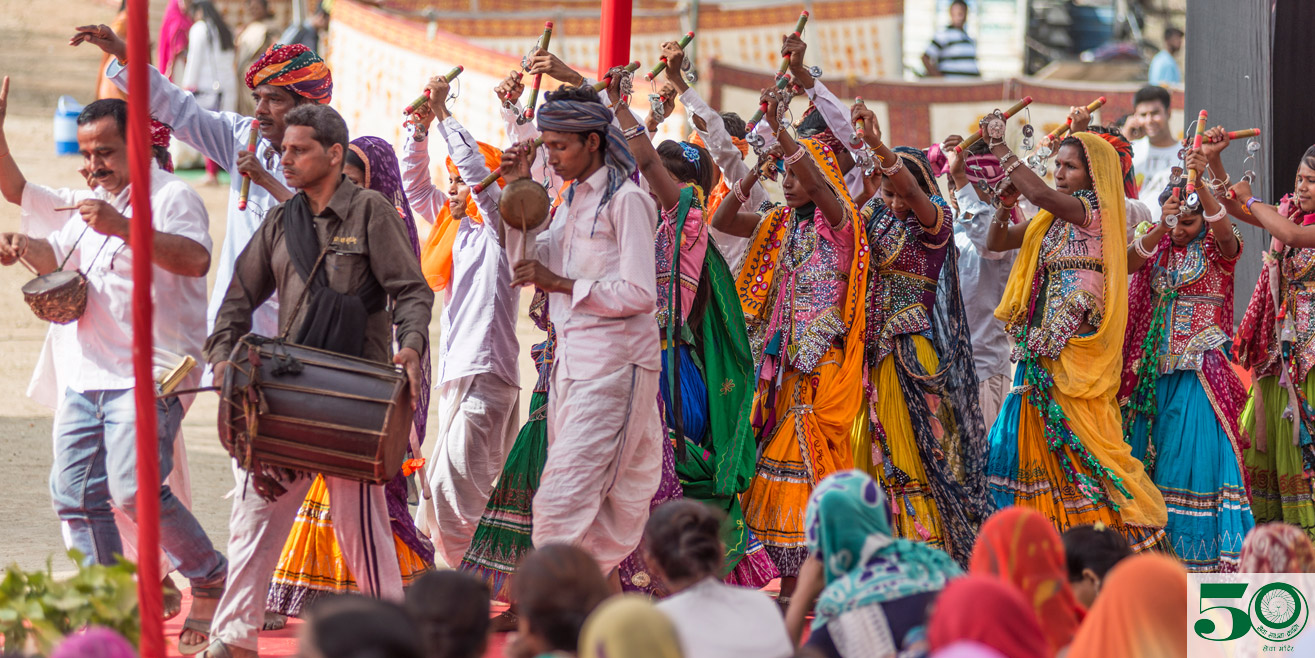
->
[[75, 25, 333, 353], [503, 85, 663, 580], [203, 104, 432, 657]]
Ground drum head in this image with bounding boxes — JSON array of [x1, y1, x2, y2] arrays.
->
[[21, 269, 83, 296], [499, 178, 552, 231]]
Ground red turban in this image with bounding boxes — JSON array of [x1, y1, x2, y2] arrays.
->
[[245, 44, 333, 104]]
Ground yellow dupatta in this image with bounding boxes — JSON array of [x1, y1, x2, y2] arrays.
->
[[993, 132, 1166, 528]]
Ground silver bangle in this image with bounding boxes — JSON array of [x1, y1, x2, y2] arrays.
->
[[1133, 235, 1155, 259], [1205, 205, 1228, 223], [623, 124, 647, 141]]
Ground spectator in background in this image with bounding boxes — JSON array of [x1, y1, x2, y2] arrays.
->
[[181, 0, 238, 186], [508, 545, 611, 658], [404, 571, 491, 658], [158, 0, 194, 82], [236, 0, 279, 116], [923, 0, 980, 78], [1130, 85, 1180, 222], [299, 595, 424, 658], [1113, 113, 1145, 143], [1062, 524, 1132, 609], [1149, 26, 1184, 87]]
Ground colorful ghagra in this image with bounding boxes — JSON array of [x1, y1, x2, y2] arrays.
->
[[1235, 209, 1315, 540], [621, 186, 777, 592], [1121, 227, 1253, 572], [859, 178, 992, 566], [738, 139, 870, 577], [986, 132, 1168, 552]]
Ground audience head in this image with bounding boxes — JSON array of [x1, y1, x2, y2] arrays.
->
[[1065, 554, 1187, 658], [1061, 523, 1131, 608], [578, 595, 684, 658], [657, 140, 715, 197], [1240, 522, 1315, 573], [928, 575, 1049, 658], [298, 594, 424, 658], [76, 99, 130, 196], [970, 508, 1084, 654], [511, 544, 611, 654], [281, 104, 348, 190], [1132, 85, 1172, 143], [643, 499, 725, 591], [404, 570, 491, 658], [51, 627, 135, 658]]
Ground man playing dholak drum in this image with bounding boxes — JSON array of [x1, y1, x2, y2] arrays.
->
[[0, 93, 229, 637], [202, 105, 433, 658], [72, 24, 334, 346]]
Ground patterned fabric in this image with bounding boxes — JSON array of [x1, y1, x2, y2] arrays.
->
[[1239, 522, 1315, 572], [969, 508, 1086, 654], [862, 194, 953, 366], [1282, 243, 1315, 380], [244, 43, 332, 104], [988, 132, 1167, 548], [655, 193, 710, 327], [1242, 372, 1315, 540], [421, 141, 503, 292], [926, 143, 1004, 186], [536, 99, 636, 215], [740, 138, 870, 576], [805, 470, 962, 630]]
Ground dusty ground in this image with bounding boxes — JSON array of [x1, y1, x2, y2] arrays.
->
[[0, 0, 540, 573]]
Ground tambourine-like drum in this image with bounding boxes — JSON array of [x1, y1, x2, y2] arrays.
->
[[21, 270, 88, 325], [499, 178, 552, 231], [219, 334, 412, 484]]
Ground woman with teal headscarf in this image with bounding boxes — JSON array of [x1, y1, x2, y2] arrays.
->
[[787, 470, 963, 657]]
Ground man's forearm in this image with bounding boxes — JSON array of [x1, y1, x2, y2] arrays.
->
[[0, 136, 25, 205], [149, 232, 211, 277]]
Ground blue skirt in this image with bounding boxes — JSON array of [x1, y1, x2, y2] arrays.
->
[[1127, 369, 1254, 572]]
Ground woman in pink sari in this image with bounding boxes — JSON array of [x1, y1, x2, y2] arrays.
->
[[158, 0, 194, 81]]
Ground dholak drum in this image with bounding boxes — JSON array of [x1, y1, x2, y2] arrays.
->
[[499, 178, 552, 231], [22, 270, 88, 325], [219, 334, 412, 484]]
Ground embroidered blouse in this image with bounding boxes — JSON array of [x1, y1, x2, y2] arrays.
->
[[656, 203, 710, 327], [1012, 189, 1104, 360], [1147, 226, 1243, 373], [1282, 244, 1315, 379], [862, 195, 954, 364]]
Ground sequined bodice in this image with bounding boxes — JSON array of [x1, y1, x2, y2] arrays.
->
[[863, 196, 952, 364], [757, 207, 853, 373], [1149, 228, 1240, 372], [1011, 191, 1105, 360], [655, 204, 709, 328], [1282, 245, 1315, 378]]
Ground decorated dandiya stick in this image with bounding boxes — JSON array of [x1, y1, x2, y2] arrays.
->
[[522, 21, 555, 121], [402, 66, 464, 115], [1043, 96, 1107, 144], [850, 96, 866, 147], [472, 137, 544, 194], [1227, 128, 1261, 140], [646, 32, 696, 81], [957, 96, 1034, 152], [746, 11, 810, 131], [597, 61, 642, 90], [1185, 110, 1209, 196], [238, 124, 259, 211]]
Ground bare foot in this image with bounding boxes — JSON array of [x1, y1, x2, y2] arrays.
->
[[162, 576, 183, 621], [178, 588, 221, 651]]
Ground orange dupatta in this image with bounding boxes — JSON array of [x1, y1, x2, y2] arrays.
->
[[419, 142, 504, 292]]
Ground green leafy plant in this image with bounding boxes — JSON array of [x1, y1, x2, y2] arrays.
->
[[0, 551, 140, 655]]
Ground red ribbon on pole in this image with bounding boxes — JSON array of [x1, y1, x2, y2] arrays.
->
[[126, 0, 163, 655]]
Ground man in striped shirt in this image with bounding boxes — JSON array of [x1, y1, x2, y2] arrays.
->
[[923, 0, 980, 78]]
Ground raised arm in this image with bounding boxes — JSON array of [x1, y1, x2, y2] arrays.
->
[[0, 77, 27, 205], [1229, 178, 1315, 248], [711, 154, 771, 238], [767, 91, 845, 228], [1185, 147, 1239, 260], [945, 138, 1012, 260], [614, 92, 683, 213], [985, 183, 1030, 252], [429, 77, 508, 244], [987, 133, 1088, 225], [783, 35, 859, 159], [1128, 192, 1173, 273], [851, 101, 940, 229]]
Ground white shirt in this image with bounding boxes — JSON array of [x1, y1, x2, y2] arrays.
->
[[1132, 136, 1180, 223], [952, 185, 1015, 382], [107, 58, 280, 340], [180, 21, 238, 113], [536, 165, 660, 380], [20, 185, 86, 408], [37, 166, 212, 393], [402, 118, 520, 387], [657, 578, 793, 658], [679, 86, 767, 268]]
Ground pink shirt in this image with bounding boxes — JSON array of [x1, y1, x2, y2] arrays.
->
[[536, 165, 661, 380]]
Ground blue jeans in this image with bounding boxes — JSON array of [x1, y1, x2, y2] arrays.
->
[[51, 388, 226, 583]]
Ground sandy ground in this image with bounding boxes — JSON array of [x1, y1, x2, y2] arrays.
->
[[0, 0, 541, 573]]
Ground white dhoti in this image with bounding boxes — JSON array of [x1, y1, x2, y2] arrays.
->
[[978, 372, 1012, 430], [211, 466, 403, 651], [417, 372, 521, 567], [533, 364, 663, 573]]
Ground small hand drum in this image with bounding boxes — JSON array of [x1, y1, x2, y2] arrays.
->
[[22, 270, 88, 325], [499, 178, 552, 231]]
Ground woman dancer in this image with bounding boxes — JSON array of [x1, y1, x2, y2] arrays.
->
[[1227, 146, 1315, 540], [266, 136, 434, 616], [850, 102, 991, 564], [712, 90, 869, 604], [982, 127, 1168, 551], [1122, 135, 1254, 571]]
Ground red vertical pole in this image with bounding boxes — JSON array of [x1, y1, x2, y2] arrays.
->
[[598, 0, 633, 79], [126, 0, 163, 655]]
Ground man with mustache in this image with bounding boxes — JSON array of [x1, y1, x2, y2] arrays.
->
[[72, 24, 333, 345], [204, 103, 432, 658], [0, 89, 227, 644]]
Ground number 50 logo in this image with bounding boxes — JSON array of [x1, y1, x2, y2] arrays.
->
[[1196, 582, 1309, 643]]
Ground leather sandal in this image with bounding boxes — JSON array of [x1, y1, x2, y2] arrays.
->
[[178, 579, 225, 656]]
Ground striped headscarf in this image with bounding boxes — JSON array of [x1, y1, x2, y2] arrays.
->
[[245, 43, 333, 104], [536, 97, 635, 215]]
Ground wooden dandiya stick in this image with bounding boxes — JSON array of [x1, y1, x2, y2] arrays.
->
[[1185, 110, 1209, 196], [238, 124, 259, 211], [523, 21, 555, 121], [1227, 128, 1260, 140], [957, 96, 1034, 153], [402, 66, 464, 116], [53, 206, 81, 212], [646, 32, 696, 81], [1042, 96, 1107, 145], [850, 96, 866, 147], [746, 11, 810, 131]]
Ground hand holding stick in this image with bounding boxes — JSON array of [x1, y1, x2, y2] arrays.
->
[[1184, 110, 1209, 205], [238, 124, 259, 211], [403, 66, 463, 115], [646, 32, 695, 81], [958, 96, 1033, 152], [746, 11, 809, 131], [1041, 96, 1106, 148]]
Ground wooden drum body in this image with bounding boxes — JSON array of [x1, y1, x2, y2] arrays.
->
[[499, 178, 552, 232], [219, 334, 412, 484]]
